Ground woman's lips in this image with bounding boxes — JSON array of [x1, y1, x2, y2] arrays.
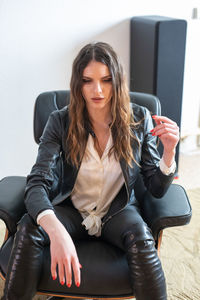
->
[[91, 97, 104, 102]]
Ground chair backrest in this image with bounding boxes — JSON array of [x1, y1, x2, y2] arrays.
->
[[33, 90, 161, 202], [33, 90, 161, 144]]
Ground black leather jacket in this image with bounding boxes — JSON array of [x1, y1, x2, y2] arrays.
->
[[24, 104, 174, 224]]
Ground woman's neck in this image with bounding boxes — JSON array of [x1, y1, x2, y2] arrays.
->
[[87, 106, 112, 130]]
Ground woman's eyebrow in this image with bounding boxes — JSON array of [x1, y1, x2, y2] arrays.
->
[[82, 76, 91, 79], [82, 75, 111, 79], [102, 75, 112, 79]]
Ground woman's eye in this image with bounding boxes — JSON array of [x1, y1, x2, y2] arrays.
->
[[82, 79, 91, 83], [103, 78, 112, 82], [82, 78, 112, 83]]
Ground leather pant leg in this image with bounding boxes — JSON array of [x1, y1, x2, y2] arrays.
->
[[1, 205, 87, 300], [1, 213, 48, 300], [101, 204, 167, 300], [126, 239, 167, 300]]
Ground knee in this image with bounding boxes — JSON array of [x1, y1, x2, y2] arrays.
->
[[127, 239, 156, 256], [122, 223, 154, 251], [16, 213, 47, 244], [17, 213, 36, 232], [10, 214, 40, 249]]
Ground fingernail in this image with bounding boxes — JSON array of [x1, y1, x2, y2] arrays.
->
[[76, 282, 80, 287], [152, 133, 155, 136], [52, 276, 56, 280], [150, 129, 154, 133], [61, 281, 65, 285], [152, 115, 157, 118], [158, 135, 161, 137], [79, 263, 82, 269], [67, 283, 71, 288]]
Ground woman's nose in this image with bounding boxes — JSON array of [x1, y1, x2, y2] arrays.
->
[[93, 81, 102, 93]]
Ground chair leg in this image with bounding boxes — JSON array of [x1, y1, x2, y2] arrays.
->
[[157, 230, 163, 257]]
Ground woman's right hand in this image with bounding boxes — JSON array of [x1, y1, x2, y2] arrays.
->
[[38, 214, 81, 287]]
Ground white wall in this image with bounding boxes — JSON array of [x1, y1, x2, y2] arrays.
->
[[0, 0, 199, 179], [180, 19, 200, 152]]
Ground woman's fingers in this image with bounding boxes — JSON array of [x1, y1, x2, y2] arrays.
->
[[151, 115, 179, 137], [72, 256, 81, 287], [58, 261, 65, 285], [50, 249, 81, 287], [151, 126, 179, 137], [51, 259, 57, 281], [157, 132, 178, 140], [51, 256, 81, 288], [152, 115, 178, 126], [151, 122, 178, 132], [64, 258, 72, 287], [150, 115, 180, 153], [57, 256, 81, 287]]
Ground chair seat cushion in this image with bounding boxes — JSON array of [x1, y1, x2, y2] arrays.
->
[[0, 236, 133, 298]]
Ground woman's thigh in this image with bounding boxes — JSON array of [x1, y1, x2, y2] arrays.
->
[[101, 204, 154, 250], [54, 204, 88, 240]]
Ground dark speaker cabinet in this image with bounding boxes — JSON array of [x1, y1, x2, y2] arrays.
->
[[130, 16, 187, 173]]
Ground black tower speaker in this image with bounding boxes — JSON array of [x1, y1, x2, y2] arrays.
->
[[130, 16, 187, 173]]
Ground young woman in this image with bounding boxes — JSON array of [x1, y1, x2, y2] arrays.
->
[[2, 42, 179, 300]]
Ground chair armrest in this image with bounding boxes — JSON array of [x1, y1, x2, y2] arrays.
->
[[140, 184, 192, 241], [0, 176, 27, 234]]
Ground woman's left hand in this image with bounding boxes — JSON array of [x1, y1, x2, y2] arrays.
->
[[151, 115, 180, 153]]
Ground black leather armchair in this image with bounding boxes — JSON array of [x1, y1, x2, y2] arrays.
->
[[0, 91, 192, 299]]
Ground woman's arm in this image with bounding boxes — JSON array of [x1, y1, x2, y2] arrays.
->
[[151, 115, 179, 167], [140, 108, 179, 197], [24, 109, 81, 286], [24, 110, 62, 221]]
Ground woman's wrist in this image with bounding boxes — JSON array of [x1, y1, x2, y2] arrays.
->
[[160, 156, 176, 175], [39, 214, 65, 239], [162, 149, 176, 168], [37, 209, 55, 224]]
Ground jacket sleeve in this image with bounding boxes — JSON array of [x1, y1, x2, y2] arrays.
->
[[24, 111, 62, 222], [140, 108, 175, 198]]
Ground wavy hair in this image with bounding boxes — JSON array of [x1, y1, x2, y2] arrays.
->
[[66, 42, 140, 168]]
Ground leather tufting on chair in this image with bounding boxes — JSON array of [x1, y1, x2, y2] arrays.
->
[[0, 91, 192, 299]]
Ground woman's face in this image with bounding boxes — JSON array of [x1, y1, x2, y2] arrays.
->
[[81, 60, 113, 112]]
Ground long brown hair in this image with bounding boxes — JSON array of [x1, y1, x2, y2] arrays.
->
[[66, 42, 140, 168]]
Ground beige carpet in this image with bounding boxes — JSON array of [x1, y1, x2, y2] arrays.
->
[[161, 188, 200, 299], [0, 152, 200, 299]]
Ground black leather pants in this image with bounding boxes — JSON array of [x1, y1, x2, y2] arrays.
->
[[1, 214, 47, 300], [1, 204, 167, 300], [102, 205, 167, 300]]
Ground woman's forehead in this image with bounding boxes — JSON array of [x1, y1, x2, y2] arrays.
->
[[83, 61, 110, 77]]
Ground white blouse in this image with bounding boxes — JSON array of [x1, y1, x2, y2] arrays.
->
[[70, 132, 124, 237]]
